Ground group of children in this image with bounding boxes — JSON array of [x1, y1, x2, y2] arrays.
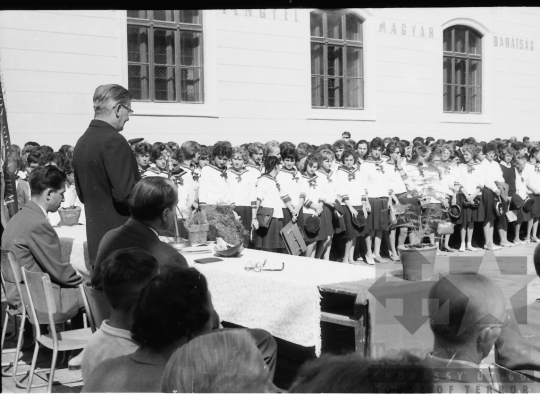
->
[[6, 134, 540, 265]]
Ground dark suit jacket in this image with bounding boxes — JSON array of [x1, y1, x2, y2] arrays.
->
[[73, 119, 141, 266], [496, 300, 540, 380], [92, 218, 189, 289], [1, 201, 82, 320]]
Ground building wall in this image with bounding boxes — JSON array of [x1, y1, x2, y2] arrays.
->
[[1, 8, 539, 149]]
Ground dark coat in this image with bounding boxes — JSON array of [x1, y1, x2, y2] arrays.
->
[[91, 218, 189, 289], [73, 120, 141, 267], [1, 201, 82, 321]]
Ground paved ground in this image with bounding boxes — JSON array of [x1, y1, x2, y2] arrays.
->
[[2, 242, 537, 392]]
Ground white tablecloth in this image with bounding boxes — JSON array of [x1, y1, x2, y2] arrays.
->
[[183, 248, 375, 355], [54, 224, 91, 280]]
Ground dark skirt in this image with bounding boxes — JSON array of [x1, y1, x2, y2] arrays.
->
[[366, 197, 389, 231], [483, 187, 496, 222], [529, 194, 540, 218], [318, 205, 334, 241], [460, 193, 485, 224], [516, 206, 532, 223], [343, 205, 367, 239], [234, 205, 252, 246], [282, 207, 306, 238], [253, 217, 285, 250], [495, 198, 510, 231]]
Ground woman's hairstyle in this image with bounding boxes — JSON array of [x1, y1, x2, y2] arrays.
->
[[289, 352, 431, 393], [281, 147, 298, 163], [319, 149, 335, 162], [530, 146, 540, 157], [369, 139, 383, 151], [316, 143, 333, 153], [410, 145, 429, 163], [131, 267, 211, 352], [297, 142, 311, 155], [499, 146, 516, 160], [303, 153, 321, 172], [129, 177, 177, 221], [26, 151, 43, 166], [212, 142, 232, 159], [171, 148, 185, 163], [150, 142, 172, 163], [93, 84, 131, 116], [461, 144, 477, 157], [413, 136, 425, 145], [279, 141, 296, 152], [134, 142, 152, 156], [355, 139, 368, 151], [427, 151, 443, 163], [162, 330, 270, 393], [181, 141, 200, 160], [199, 146, 210, 160], [482, 142, 498, 155], [385, 142, 403, 157], [399, 139, 410, 147], [167, 141, 179, 151], [58, 145, 72, 156], [248, 142, 265, 157], [61, 158, 74, 175], [231, 146, 249, 163], [28, 165, 67, 196], [340, 148, 358, 164], [263, 155, 281, 174], [332, 139, 347, 150]]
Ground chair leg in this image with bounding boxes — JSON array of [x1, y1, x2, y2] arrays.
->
[[2, 315, 27, 377], [47, 347, 58, 393], [1, 308, 8, 348], [24, 340, 40, 392], [12, 313, 30, 387]]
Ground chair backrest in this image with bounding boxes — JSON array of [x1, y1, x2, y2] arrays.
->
[[21, 268, 56, 330], [1, 249, 25, 312], [83, 283, 111, 330]]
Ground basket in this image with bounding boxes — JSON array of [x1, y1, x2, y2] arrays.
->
[[58, 207, 82, 226]]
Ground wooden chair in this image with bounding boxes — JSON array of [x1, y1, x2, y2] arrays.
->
[[21, 267, 92, 393], [82, 282, 111, 331], [1, 249, 30, 380]]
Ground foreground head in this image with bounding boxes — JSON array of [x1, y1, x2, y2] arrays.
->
[[93, 84, 132, 131], [29, 165, 67, 213], [162, 330, 272, 393], [129, 177, 178, 230], [132, 267, 214, 352], [428, 273, 507, 362]]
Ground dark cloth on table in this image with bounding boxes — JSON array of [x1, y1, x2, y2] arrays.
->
[[365, 197, 389, 231], [74, 120, 141, 268], [1, 201, 82, 321], [496, 300, 540, 381], [92, 218, 188, 290]]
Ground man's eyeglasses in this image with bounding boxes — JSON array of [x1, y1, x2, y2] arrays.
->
[[245, 260, 285, 272], [118, 104, 134, 114]]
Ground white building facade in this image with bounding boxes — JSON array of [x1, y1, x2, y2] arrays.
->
[[0, 8, 539, 148]]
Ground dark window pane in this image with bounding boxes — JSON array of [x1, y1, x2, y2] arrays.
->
[[180, 31, 201, 66], [153, 10, 174, 22], [154, 66, 176, 101], [443, 28, 452, 51], [127, 26, 148, 63], [181, 68, 202, 102], [468, 87, 481, 113], [455, 27, 466, 53], [469, 30, 481, 54], [327, 46, 343, 77], [328, 78, 343, 107], [127, 10, 147, 19], [346, 47, 361, 77], [310, 12, 323, 37], [469, 60, 480, 86], [443, 84, 452, 111], [179, 10, 200, 24], [128, 64, 149, 100], [443, 57, 452, 84], [311, 44, 324, 75], [311, 76, 324, 106], [345, 14, 362, 41], [455, 86, 466, 112], [346, 78, 362, 108], [154, 29, 175, 65], [327, 12, 343, 40], [455, 58, 466, 85]]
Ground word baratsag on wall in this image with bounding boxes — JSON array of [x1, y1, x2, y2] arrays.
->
[[222, 9, 299, 22], [379, 21, 434, 38], [494, 35, 535, 51]]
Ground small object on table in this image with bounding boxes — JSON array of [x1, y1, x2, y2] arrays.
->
[[214, 237, 244, 257], [194, 257, 223, 264], [58, 206, 82, 226]]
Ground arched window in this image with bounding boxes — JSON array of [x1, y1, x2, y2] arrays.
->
[[127, 10, 203, 103], [310, 10, 364, 109], [443, 25, 482, 113]]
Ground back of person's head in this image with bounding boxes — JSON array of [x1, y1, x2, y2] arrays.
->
[[101, 248, 159, 312], [26, 151, 42, 167], [181, 141, 200, 160], [171, 148, 185, 164], [167, 141, 179, 152], [428, 273, 506, 350], [264, 155, 281, 174], [289, 352, 432, 393], [162, 330, 272, 393], [316, 143, 332, 153], [93, 84, 131, 116], [131, 267, 212, 351], [29, 165, 67, 196], [129, 177, 177, 221]]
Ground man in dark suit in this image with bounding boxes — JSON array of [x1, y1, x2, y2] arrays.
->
[[92, 177, 188, 289], [73, 84, 141, 268], [496, 244, 540, 381], [2, 165, 82, 321]]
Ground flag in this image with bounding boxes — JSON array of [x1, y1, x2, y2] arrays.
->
[[1, 74, 19, 216]]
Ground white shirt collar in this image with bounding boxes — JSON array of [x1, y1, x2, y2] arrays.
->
[[148, 226, 159, 237]]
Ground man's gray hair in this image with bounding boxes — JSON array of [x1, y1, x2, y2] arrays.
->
[[93, 84, 132, 116]]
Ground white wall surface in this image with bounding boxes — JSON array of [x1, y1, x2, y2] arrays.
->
[[1, 8, 539, 149]]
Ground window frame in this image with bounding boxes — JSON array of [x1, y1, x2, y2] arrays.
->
[[443, 25, 482, 114], [310, 10, 364, 110], [127, 10, 204, 104]]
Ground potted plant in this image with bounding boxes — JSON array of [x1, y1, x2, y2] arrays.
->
[[184, 210, 210, 244], [203, 205, 249, 256], [58, 206, 82, 226], [392, 188, 448, 281]]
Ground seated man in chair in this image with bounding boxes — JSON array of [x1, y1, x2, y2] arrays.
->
[[2, 165, 82, 321]]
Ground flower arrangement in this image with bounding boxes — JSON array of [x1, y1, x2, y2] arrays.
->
[[184, 209, 208, 232], [202, 204, 249, 246]]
